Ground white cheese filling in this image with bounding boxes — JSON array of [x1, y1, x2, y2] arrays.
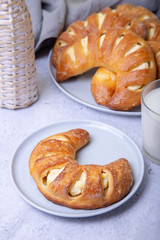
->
[[81, 36, 88, 55], [67, 46, 76, 62], [70, 172, 86, 196], [47, 167, 65, 185], [125, 43, 142, 56], [114, 35, 124, 48], [97, 13, 106, 30], [131, 62, 150, 71], [102, 172, 108, 189]]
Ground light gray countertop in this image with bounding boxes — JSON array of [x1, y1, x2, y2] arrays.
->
[[0, 48, 159, 240]]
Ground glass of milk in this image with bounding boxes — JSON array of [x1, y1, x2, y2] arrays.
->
[[141, 79, 160, 165]]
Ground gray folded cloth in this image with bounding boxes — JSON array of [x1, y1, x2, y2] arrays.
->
[[25, 0, 160, 52]]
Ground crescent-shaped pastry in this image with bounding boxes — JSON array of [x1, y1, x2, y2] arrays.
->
[[56, 28, 156, 110], [116, 4, 160, 42], [29, 129, 133, 209], [52, 4, 160, 111], [52, 6, 146, 67]]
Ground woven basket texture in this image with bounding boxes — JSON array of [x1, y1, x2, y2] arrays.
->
[[0, 0, 38, 109]]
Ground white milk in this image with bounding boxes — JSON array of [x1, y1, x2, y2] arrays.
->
[[145, 88, 160, 114], [142, 88, 160, 162]]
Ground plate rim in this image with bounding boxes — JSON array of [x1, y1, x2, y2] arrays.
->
[[48, 50, 141, 117], [10, 120, 144, 218]]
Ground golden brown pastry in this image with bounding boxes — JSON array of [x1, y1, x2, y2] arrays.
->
[[116, 4, 158, 20], [143, 19, 160, 42], [56, 28, 156, 110], [116, 4, 160, 42], [29, 128, 133, 209], [112, 4, 160, 78], [148, 41, 160, 78], [90, 5, 160, 108], [52, 6, 146, 67], [52, 4, 159, 111]]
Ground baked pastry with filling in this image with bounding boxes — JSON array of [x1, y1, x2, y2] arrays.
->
[[29, 129, 133, 209]]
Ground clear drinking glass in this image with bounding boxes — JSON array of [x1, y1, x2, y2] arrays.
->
[[141, 79, 160, 165]]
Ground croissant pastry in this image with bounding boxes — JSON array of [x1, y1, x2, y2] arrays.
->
[[91, 6, 160, 108], [52, 6, 146, 67], [52, 4, 160, 111], [29, 128, 133, 209], [56, 28, 156, 110], [116, 4, 158, 21], [116, 4, 160, 42], [52, 4, 160, 69], [148, 41, 160, 78]]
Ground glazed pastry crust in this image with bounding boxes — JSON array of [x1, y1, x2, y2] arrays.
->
[[148, 41, 160, 78], [29, 129, 133, 209], [116, 4, 158, 21], [116, 4, 160, 42], [56, 28, 156, 110], [52, 6, 146, 67], [52, 4, 160, 111]]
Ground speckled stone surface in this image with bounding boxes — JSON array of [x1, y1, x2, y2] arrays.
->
[[0, 48, 160, 240]]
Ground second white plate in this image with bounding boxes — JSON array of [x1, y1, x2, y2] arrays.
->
[[48, 50, 141, 116], [11, 120, 144, 218]]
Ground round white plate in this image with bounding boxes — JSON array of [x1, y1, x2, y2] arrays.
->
[[48, 50, 141, 116], [11, 120, 144, 218]]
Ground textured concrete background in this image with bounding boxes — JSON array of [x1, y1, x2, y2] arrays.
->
[[0, 48, 159, 240]]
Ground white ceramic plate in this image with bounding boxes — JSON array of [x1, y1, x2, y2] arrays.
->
[[11, 120, 144, 218], [48, 50, 141, 116]]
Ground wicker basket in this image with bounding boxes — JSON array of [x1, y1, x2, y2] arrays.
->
[[0, 0, 38, 109]]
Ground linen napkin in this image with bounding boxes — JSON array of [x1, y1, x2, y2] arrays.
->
[[26, 0, 160, 52]]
